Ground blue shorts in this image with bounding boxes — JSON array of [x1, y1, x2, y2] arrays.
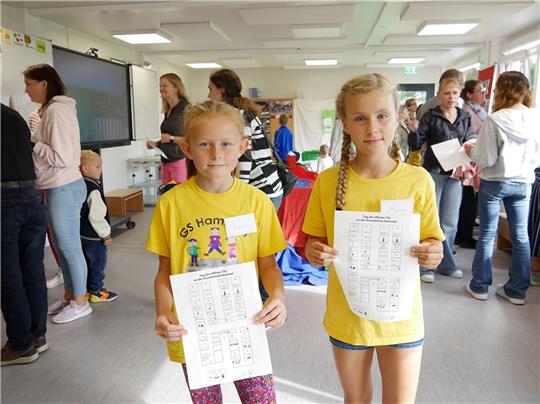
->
[[329, 336, 424, 350]]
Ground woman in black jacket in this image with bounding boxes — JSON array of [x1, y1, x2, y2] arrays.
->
[[409, 77, 476, 283]]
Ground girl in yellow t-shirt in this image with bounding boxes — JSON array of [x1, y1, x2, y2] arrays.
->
[[147, 101, 287, 402], [303, 74, 444, 403]]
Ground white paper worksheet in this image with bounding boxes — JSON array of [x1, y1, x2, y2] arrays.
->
[[334, 211, 420, 322], [431, 138, 471, 171], [170, 262, 272, 389]]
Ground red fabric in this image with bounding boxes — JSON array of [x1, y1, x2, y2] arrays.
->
[[278, 184, 314, 258]]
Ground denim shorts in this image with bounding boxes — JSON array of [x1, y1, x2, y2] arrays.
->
[[329, 336, 424, 350]]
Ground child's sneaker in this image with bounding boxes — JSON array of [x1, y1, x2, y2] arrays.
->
[[465, 285, 488, 301], [52, 300, 92, 324], [1, 342, 39, 366], [47, 297, 68, 315], [420, 270, 435, 283], [531, 273, 540, 287], [88, 289, 118, 303]]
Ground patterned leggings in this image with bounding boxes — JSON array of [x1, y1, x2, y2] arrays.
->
[[181, 364, 276, 403]]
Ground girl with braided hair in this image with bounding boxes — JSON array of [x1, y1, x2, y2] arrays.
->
[[302, 73, 444, 403]]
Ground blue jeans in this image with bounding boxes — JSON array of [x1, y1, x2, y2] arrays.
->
[[1, 187, 48, 350], [44, 178, 88, 297], [82, 239, 108, 293], [430, 173, 462, 275], [470, 180, 531, 297]]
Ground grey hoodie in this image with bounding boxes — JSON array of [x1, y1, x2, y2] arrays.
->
[[472, 108, 540, 183]]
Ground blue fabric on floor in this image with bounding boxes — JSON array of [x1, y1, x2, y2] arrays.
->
[[276, 244, 328, 286]]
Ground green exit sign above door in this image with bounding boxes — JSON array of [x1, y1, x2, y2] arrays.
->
[[404, 66, 417, 75]]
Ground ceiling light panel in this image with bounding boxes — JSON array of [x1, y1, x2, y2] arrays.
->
[[239, 5, 355, 25], [305, 59, 337, 66], [185, 63, 222, 69], [112, 30, 171, 44], [283, 65, 341, 70], [274, 53, 343, 61], [292, 24, 342, 39], [160, 22, 230, 44], [388, 58, 425, 64], [417, 22, 479, 36]]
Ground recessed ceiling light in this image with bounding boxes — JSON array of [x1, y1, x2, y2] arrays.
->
[[185, 62, 222, 69], [387, 58, 425, 64], [305, 59, 338, 66], [112, 30, 172, 44], [459, 63, 481, 72], [417, 22, 478, 36]]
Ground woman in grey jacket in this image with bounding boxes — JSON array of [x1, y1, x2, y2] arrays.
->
[[464, 71, 540, 305], [409, 77, 475, 283]]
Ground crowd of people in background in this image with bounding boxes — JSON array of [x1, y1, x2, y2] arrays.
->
[[1, 62, 539, 404]]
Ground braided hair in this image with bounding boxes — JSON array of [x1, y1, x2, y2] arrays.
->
[[334, 73, 400, 210]]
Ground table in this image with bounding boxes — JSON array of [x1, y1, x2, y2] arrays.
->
[[105, 188, 144, 217]]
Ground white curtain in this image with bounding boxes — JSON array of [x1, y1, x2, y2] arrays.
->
[[293, 98, 335, 154]]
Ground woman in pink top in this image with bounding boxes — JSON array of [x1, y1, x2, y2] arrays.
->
[[24, 64, 92, 324]]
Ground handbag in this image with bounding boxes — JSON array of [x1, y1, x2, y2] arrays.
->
[[275, 158, 297, 197]]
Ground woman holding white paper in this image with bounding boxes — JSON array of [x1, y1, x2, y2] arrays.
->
[[464, 71, 540, 305], [408, 77, 475, 283]]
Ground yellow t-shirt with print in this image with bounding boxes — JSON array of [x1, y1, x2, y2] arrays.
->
[[146, 177, 287, 363], [302, 161, 444, 346]]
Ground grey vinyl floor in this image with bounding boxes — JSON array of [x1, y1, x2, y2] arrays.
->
[[2, 207, 539, 403]]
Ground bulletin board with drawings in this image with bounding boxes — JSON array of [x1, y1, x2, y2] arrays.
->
[[0, 27, 53, 123]]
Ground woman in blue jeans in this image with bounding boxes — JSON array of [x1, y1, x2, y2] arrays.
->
[[24, 64, 91, 323], [464, 71, 540, 305]]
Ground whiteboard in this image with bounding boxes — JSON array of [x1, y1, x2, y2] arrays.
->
[[0, 28, 53, 124], [129, 64, 160, 140]]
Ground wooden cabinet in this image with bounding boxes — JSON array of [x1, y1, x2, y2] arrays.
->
[[252, 98, 294, 143]]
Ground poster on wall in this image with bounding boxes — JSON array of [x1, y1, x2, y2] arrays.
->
[[322, 109, 336, 136], [478, 65, 497, 113], [0, 27, 53, 124]]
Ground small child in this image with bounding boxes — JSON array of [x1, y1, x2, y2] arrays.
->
[[316, 144, 333, 173], [273, 113, 294, 162], [147, 101, 287, 402], [79, 150, 117, 303], [303, 74, 444, 403]]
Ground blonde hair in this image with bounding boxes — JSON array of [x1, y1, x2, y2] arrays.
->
[[80, 150, 101, 163], [182, 101, 245, 178], [334, 73, 400, 210], [438, 77, 461, 91], [492, 71, 534, 112], [319, 144, 329, 156], [160, 73, 190, 114]]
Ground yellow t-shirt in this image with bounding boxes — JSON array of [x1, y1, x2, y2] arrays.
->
[[146, 177, 287, 362], [302, 162, 444, 346]]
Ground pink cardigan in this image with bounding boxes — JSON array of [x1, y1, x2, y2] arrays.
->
[[32, 96, 82, 190]]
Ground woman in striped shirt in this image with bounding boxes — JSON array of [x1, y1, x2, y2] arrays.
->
[[208, 69, 283, 210]]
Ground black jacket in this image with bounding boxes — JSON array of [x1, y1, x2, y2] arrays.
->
[[408, 106, 476, 175]]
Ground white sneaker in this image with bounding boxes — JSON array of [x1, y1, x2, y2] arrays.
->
[[466, 285, 488, 301], [495, 285, 525, 305], [47, 297, 68, 315], [420, 273, 434, 283], [46, 271, 64, 289], [52, 301, 93, 324]]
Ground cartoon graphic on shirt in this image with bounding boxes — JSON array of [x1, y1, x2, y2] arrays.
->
[[227, 237, 238, 263], [205, 227, 225, 256], [187, 239, 200, 266]]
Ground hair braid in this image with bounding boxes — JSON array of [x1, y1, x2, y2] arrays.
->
[[335, 133, 351, 210]]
